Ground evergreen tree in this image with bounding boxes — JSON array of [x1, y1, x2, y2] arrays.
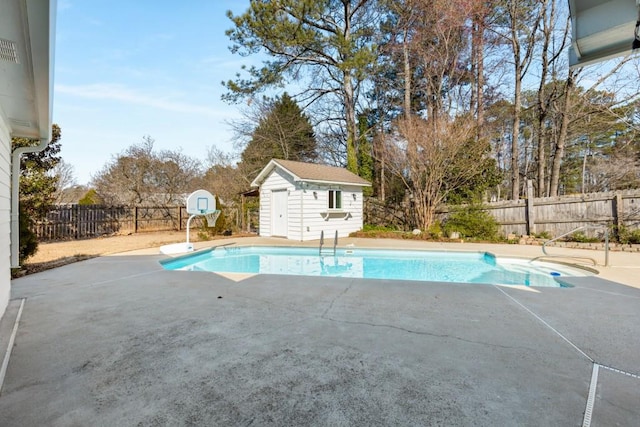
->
[[11, 124, 62, 262], [240, 93, 317, 179], [224, 0, 379, 173]]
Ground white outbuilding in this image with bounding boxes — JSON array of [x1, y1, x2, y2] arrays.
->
[[251, 159, 371, 241]]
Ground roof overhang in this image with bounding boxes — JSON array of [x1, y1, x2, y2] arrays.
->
[[250, 159, 371, 188], [0, 0, 56, 140], [291, 178, 371, 187], [568, 0, 639, 68]]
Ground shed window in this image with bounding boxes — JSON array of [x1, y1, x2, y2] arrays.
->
[[328, 190, 342, 209]]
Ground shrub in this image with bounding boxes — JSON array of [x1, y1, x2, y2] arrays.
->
[[426, 221, 443, 239], [618, 227, 640, 244], [362, 224, 398, 232], [565, 231, 600, 243], [18, 204, 38, 263], [443, 204, 499, 241], [533, 231, 551, 240], [351, 224, 402, 239], [78, 189, 102, 205], [198, 196, 228, 238]]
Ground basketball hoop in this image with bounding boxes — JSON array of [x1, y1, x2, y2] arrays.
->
[[204, 210, 221, 227], [160, 189, 218, 255]]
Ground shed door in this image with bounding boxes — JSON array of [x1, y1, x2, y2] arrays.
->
[[271, 190, 288, 237]]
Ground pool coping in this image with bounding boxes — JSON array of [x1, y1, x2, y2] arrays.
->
[[159, 243, 594, 288]]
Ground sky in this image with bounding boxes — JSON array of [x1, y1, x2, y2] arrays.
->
[[53, 0, 253, 185]]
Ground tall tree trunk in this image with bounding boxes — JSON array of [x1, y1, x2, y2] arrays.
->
[[403, 29, 412, 120], [536, 44, 548, 197], [344, 72, 358, 173], [549, 72, 575, 196], [511, 76, 521, 200], [472, 11, 485, 138], [342, 2, 358, 173], [506, 0, 543, 200], [536, 0, 555, 197]]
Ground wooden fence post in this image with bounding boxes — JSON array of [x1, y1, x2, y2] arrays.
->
[[74, 204, 79, 239], [526, 180, 536, 236], [613, 191, 623, 236], [134, 206, 139, 233]]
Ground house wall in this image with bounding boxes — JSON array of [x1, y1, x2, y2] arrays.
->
[[0, 113, 12, 318], [258, 166, 365, 241]]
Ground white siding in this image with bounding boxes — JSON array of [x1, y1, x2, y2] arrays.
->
[[287, 188, 302, 240], [300, 185, 364, 241], [258, 168, 296, 238], [257, 165, 366, 242], [0, 114, 12, 318]]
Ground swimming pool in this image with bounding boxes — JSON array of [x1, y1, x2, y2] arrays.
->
[[160, 246, 589, 287]]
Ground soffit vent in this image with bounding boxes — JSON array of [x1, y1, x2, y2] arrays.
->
[[0, 38, 19, 64], [9, 119, 32, 128]]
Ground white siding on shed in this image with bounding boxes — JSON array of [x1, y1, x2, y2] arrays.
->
[[301, 184, 363, 241], [258, 168, 296, 239], [256, 165, 365, 241], [0, 114, 12, 317]]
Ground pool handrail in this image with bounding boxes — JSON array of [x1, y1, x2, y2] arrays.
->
[[319, 230, 338, 256], [537, 225, 609, 267]]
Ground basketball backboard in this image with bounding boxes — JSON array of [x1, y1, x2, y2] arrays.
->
[[186, 189, 216, 215]]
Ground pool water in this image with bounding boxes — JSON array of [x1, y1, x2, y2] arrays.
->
[[160, 246, 585, 287]]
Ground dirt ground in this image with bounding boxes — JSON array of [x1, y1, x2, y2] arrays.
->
[[17, 231, 243, 276]]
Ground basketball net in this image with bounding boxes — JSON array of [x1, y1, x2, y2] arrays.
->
[[204, 210, 221, 227]]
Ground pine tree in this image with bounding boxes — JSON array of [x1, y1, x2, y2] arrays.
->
[[240, 93, 317, 179]]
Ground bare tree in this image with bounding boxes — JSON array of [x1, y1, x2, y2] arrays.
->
[[385, 115, 492, 229], [51, 159, 77, 204], [202, 146, 246, 205], [92, 136, 202, 206], [496, 0, 544, 200], [534, 0, 569, 196]]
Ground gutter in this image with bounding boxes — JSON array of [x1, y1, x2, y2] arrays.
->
[[10, 138, 50, 268]]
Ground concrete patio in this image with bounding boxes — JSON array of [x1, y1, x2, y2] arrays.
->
[[1, 238, 639, 426]]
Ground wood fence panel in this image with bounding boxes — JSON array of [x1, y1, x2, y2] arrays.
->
[[34, 205, 181, 241], [364, 189, 640, 238]]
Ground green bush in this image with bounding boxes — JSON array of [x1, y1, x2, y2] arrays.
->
[[426, 221, 443, 239], [18, 205, 38, 263], [618, 227, 640, 244], [198, 196, 228, 238], [78, 189, 102, 205], [443, 204, 499, 241], [362, 224, 398, 232], [532, 231, 551, 240], [565, 231, 600, 243]]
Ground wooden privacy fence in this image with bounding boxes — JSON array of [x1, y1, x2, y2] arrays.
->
[[34, 205, 211, 241], [484, 187, 640, 238], [365, 187, 640, 238]]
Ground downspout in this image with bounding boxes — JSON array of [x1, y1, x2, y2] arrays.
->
[[300, 183, 304, 242], [10, 138, 50, 268]]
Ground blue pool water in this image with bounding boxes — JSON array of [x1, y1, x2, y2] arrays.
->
[[160, 246, 584, 287]]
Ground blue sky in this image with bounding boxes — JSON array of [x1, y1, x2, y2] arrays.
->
[[54, 0, 252, 185]]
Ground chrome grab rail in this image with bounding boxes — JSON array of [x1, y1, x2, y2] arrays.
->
[[319, 230, 338, 256], [537, 225, 609, 267]]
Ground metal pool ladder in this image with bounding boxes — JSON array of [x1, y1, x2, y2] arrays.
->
[[532, 225, 609, 267], [319, 230, 338, 256]]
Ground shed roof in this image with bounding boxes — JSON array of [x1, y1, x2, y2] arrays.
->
[[251, 159, 371, 188]]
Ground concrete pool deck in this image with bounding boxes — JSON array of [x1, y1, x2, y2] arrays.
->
[[1, 237, 639, 425]]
